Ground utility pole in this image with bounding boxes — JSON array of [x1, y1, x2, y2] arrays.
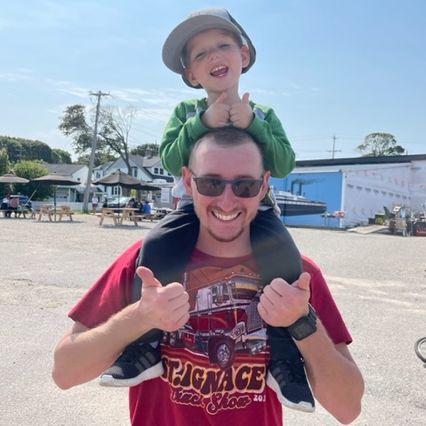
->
[[82, 90, 110, 213], [327, 134, 341, 159]]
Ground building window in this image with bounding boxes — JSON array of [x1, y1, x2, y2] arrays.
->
[[160, 168, 164, 175], [132, 167, 138, 177], [154, 167, 159, 174]]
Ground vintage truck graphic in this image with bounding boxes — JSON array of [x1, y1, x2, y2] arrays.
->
[[164, 273, 267, 369]]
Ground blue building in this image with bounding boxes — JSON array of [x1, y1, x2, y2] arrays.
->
[[270, 154, 426, 228]]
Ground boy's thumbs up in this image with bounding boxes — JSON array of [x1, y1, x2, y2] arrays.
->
[[241, 92, 250, 104], [137, 266, 162, 288]]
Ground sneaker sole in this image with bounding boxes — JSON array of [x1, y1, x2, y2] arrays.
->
[[99, 362, 164, 388], [266, 373, 315, 413]]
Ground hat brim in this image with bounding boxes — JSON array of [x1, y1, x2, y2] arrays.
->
[[162, 14, 256, 89]]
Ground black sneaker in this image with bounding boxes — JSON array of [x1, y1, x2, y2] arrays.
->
[[266, 358, 315, 412], [99, 342, 164, 387]]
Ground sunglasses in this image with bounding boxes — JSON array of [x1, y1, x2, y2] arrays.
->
[[191, 173, 264, 198]]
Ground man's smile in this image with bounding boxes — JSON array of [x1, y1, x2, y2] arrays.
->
[[211, 209, 240, 221]]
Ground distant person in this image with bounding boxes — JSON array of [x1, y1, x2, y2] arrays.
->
[[143, 200, 151, 215], [1, 194, 10, 211], [91, 195, 99, 214], [127, 198, 137, 208], [8, 196, 19, 217]]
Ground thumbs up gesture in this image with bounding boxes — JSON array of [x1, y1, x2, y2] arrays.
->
[[202, 92, 231, 128], [230, 92, 254, 129], [137, 266, 190, 332], [257, 272, 311, 327]]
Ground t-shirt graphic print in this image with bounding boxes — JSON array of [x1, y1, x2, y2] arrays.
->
[[160, 263, 270, 416]]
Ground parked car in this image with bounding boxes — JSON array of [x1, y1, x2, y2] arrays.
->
[[106, 196, 132, 208], [152, 207, 173, 219]]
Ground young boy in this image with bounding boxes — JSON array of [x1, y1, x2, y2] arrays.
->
[[100, 8, 314, 413]]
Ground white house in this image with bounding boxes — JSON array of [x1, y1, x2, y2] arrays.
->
[[43, 163, 89, 202], [93, 155, 174, 204]]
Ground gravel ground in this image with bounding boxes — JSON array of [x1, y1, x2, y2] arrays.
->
[[1, 214, 425, 425]]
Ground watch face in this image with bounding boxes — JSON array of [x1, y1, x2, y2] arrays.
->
[[294, 322, 315, 339], [288, 306, 317, 340]]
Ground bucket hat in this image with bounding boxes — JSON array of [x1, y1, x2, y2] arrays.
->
[[162, 8, 256, 88]]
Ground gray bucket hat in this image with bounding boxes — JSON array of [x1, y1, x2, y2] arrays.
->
[[162, 8, 256, 88]]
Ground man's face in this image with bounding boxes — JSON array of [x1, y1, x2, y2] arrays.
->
[[184, 29, 250, 93], [183, 137, 270, 247]]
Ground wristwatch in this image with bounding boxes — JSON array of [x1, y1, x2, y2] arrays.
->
[[287, 304, 317, 341]]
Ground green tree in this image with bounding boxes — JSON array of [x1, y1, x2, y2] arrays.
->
[[52, 148, 72, 164], [0, 136, 54, 163], [357, 133, 405, 157], [0, 148, 11, 195], [0, 148, 10, 175], [13, 161, 51, 200], [130, 143, 159, 157]]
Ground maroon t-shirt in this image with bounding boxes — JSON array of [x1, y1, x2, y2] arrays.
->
[[69, 241, 351, 426]]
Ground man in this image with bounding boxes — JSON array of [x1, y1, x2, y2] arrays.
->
[[52, 128, 364, 425]]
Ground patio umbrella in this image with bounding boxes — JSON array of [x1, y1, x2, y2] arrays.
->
[[0, 172, 30, 184], [32, 172, 80, 220], [93, 170, 160, 206]]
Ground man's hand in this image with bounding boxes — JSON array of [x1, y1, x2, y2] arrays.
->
[[257, 272, 311, 327], [229, 92, 253, 129], [137, 266, 190, 332], [202, 92, 230, 128]]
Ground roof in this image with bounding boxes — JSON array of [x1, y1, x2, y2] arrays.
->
[[43, 163, 86, 176], [296, 154, 426, 168], [93, 161, 113, 172], [129, 154, 161, 169]]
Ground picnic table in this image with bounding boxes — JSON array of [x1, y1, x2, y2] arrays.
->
[[34, 205, 75, 222], [98, 207, 157, 226]]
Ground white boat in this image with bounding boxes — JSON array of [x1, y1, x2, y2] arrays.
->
[[274, 191, 327, 216]]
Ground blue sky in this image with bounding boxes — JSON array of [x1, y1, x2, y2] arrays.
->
[[1, 0, 425, 160]]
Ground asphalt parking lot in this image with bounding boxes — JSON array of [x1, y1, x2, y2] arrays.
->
[[1, 215, 425, 425]]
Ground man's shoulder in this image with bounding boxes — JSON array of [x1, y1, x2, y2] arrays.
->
[[301, 255, 322, 277], [113, 240, 142, 269]]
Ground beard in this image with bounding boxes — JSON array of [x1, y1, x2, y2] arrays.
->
[[207, 226, 244, 243]]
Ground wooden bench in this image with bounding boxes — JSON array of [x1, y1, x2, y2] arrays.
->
[[99, 208, 119, 226], [58, 205, 74, 221], [37, 205, 53, 222]]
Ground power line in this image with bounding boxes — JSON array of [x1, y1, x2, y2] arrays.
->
[[82, 90, 110, 213], [326, 134, 342, 159]]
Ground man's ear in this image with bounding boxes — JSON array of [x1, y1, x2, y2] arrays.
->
[[184, 68, 199, 88], [240, 45, 250, 69], [182, 166, 193, 196], [259, 171, 271, 200]]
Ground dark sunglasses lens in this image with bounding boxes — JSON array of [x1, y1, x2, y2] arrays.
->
[[232, 180, 262, 198], [196, 177, 225, 196]]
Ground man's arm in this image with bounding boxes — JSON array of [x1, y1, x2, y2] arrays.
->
[[296, 321, 364, 424], [52, 267, 189, 390], [258, 272, 364, 424]]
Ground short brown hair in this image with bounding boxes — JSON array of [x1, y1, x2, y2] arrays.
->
[[188, 127, 265, 171]]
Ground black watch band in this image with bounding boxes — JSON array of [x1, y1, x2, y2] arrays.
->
[[287, 304, 317, 341]]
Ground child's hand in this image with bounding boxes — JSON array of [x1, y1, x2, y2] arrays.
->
[[202, 92, 230, 128], [230, 93, 254, 129]]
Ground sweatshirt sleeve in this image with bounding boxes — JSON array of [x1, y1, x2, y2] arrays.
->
[[160, 101, 210, 177], [246, 104, 295, 178]]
